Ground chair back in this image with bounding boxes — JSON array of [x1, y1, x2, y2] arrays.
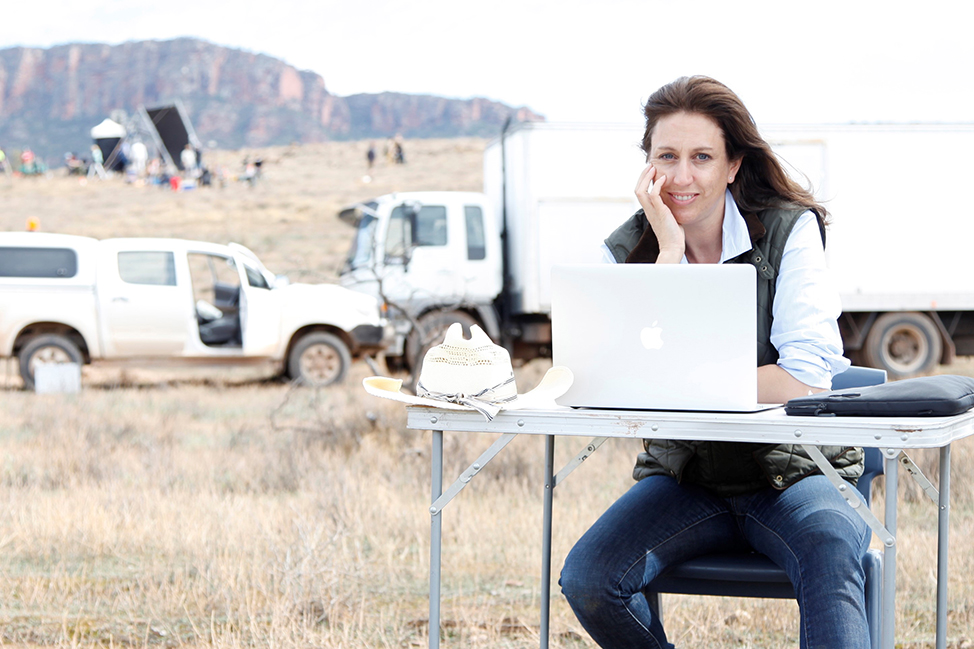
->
[[831, 366, 887, 390], [831, 365, 887, 507]]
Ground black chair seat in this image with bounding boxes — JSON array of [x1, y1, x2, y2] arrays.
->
[[653, 553, 795, 597]]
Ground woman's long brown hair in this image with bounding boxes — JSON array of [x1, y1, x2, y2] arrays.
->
[[641, 76, 828, 224]]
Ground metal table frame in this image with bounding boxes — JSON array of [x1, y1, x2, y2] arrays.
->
[[406, 405, 974, 649]]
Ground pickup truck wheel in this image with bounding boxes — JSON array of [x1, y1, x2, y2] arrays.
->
[[288, 333, 351, 387], [18, 334, 84, 390], [406, 311, 479, 372], [863, 312, 942, 378]]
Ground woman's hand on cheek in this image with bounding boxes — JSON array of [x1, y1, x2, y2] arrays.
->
[[635, 164, 684, 263]]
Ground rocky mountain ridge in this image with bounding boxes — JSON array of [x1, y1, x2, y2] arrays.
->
[[0, 38, 543, 161]]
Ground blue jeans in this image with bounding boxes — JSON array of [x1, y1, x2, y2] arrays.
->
[[560, 474, 871, 649]]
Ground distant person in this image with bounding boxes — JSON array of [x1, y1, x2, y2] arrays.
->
[[21, 148, 37, 175], [146, 157, 162, 183], [385, 137, 395, 163], [87, 145, 107, 179], [118, 140, 132, 174], [180, 144, 198, 178], [241, 155, 262, 186], [64, 152, 84, 176], [367, 142, 376, 169], [112, 147, 129, 174], [130, 141, 148, 177], [394, 134, 405, 164]]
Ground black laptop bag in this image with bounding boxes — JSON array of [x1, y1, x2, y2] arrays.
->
[[785, 375, 974, 417]]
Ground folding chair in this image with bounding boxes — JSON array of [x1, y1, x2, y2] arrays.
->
[[644, 366, 887, 649]]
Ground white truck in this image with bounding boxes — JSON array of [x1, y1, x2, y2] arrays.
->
[[1, 232, 388, 388], [339, 121, 974, 379]]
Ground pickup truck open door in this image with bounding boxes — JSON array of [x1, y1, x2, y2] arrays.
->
[[237, 263, 279, 356], [231, 245, 280, 357]]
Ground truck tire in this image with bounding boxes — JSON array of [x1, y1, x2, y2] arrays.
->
[[18, 334, 84, 391], [406, 310, 479, 372], [863, 312, 942, 378], [287, 332, 352, 387]]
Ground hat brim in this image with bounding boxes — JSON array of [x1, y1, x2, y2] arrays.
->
[[363, 366, 574, 412]]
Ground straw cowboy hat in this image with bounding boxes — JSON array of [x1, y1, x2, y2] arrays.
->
[[364, 323, 573, 421]]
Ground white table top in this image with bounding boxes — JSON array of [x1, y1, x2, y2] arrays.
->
[[405, 405, 974, 449]]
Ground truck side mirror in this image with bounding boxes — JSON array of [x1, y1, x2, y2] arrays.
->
[[387, 201, 422, 268], [403, 201, 421, 243]]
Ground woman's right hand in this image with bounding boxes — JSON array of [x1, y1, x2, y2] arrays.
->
[[635, 164, 684, 263]]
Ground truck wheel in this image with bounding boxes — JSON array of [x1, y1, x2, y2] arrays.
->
[[18, 334, 84, 390], [287, 332, 351, 387], [406, 311, 479, 372], [863, 312, 942, 378]]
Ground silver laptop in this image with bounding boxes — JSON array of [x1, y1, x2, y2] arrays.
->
[[551, 263, 775, 412]]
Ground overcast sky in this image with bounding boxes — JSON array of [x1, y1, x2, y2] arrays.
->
[[4, 0, 972, 126]]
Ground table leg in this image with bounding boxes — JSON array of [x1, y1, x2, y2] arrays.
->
[[540, 435, 555, 649], [882, 453, 898, 649], [430, 430, 443, 649], [936, 444, 951, 649]]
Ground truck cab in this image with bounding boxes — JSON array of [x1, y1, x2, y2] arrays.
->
[[339, 191, 503, 362]]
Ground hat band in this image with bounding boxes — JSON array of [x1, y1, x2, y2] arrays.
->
[[417, 375, 517, 422]]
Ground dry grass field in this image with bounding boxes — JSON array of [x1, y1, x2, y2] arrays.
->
[[1, 140, 973, 648]]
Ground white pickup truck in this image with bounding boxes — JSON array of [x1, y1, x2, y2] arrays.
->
[[0, 232, 388, 389]]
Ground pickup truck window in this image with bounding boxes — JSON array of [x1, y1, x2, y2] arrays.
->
[[117, 251, 177, 286], [244, 263, 269, 289], [0, 247, 77, 278], [464, 206, 486, 261]]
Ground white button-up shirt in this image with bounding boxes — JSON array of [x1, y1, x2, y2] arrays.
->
[[601, 190, 850, 389]]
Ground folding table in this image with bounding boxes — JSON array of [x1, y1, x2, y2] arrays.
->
[[405, 404, 974, 649]]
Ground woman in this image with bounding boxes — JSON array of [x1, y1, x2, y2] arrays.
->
[[560, 76, 869, 649]]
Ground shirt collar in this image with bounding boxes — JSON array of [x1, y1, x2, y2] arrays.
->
[[720, 189, 753, 263], [681, 189, 752, 264]]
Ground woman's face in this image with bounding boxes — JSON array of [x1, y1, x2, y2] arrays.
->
[[648, 112, 742, 232]]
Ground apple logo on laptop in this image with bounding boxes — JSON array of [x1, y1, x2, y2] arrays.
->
[[640, 321, 663, 350]]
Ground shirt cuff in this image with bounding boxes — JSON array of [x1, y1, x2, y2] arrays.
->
[[777, 344, 851, 390]]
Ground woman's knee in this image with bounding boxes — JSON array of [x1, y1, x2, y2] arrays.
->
[[778, 517, 869, 600], [560, 543, 605, 601]]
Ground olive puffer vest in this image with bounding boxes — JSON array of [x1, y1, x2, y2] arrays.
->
[[603, 207, 863, 497]]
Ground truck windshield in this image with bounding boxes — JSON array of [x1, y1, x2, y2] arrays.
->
[[346, 213, 377, 271]]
